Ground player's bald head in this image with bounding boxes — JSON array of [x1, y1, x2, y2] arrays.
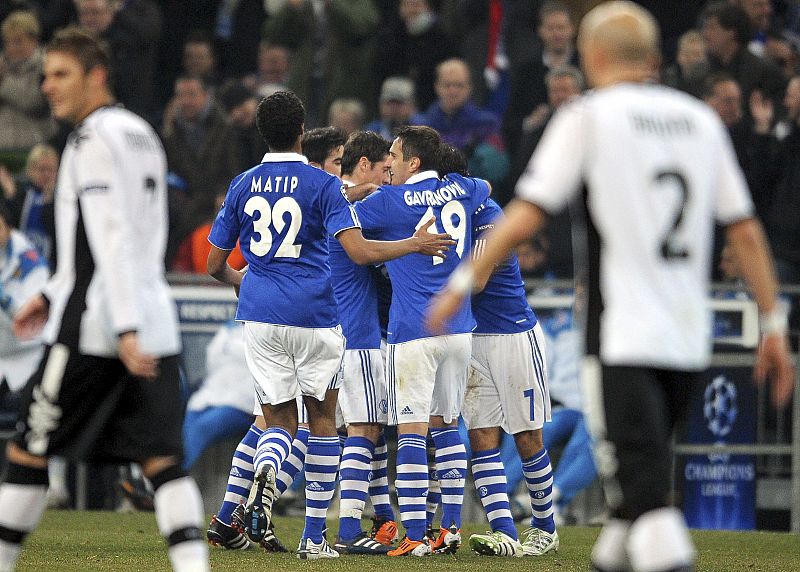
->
[[578, 1, 660, 64]]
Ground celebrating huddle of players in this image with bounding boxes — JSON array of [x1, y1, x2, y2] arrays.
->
[[204, 90, 557, 560]]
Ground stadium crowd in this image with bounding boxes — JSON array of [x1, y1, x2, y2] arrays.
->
[[2, 0, 800, 283]]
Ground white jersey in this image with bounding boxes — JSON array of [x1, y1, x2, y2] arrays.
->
[[41, 106, 180, 357], [516, 83, 754, 370]]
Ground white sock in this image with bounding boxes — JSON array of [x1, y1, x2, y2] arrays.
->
[[591, 518, 631, 571], [627, 508, 695, 572], [153, 477, 209, 572], [0, 483, 48, 572]]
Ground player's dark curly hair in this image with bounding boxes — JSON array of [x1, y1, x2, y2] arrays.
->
[[438, 143, 469, 176], [341, 131, 389, 176], [395, 125, 441, 172], [256, 90, 305, 151], [301, 126, 347, 166]]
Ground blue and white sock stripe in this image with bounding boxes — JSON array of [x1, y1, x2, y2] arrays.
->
[[396, 434, 428, 540], [254, 428, 293, 476], [358, 350, 377, 423], [369, 438, 393, 517], [303, 436, 340, 542], [472, 450, 516, 538], [218, 424, 261, 524], [526, 330, 551, 419], [523, 449, 556, 532], [276, 427, 309, 494]]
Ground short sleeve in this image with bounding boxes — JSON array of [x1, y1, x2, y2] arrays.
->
[[712, 118, 755, 224], [208, 179, 241, 250], [319, 176, 360, 237], [515, 101, 586, 214], [352, 188, 389, 233]]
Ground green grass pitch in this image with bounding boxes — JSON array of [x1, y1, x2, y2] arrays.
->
[[17, 511, 800, 571]]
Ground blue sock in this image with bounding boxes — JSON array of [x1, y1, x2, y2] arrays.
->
[[522, 448, 555, 533], [368, 433, 394, 520], [395, 433, 428, 541], [217, 423, 262, 524], [302, 436, 340, 543], [472, 448, 517, 540], [276, 426, 309, 494], [254, 427, 293, 479], [338, 436, 375, 541], [431, 428, 467, 529], [426, 464, 440, 530]]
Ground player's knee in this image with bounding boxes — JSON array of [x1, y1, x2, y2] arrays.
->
[[147, 463, 188, 491], [468, 427, 501, 451], [514, 428, 543, 457]]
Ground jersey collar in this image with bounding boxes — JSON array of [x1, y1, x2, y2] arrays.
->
[[405, 170, 440, 185], [342, 178, 355, 187], [261, 152, 309, 164]]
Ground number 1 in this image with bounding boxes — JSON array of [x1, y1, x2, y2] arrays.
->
[[524, 388, 535, 421]]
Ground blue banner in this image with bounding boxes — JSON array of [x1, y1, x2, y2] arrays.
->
[[682, 368, 756, 530]]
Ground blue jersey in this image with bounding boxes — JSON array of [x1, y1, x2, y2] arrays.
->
[[329, 234, 381, 349], [209, 153, 358, 327], [471, 199, 537, 334], [354, 171, 490, 343]]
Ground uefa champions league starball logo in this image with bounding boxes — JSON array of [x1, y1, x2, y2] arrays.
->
[[703, 375, 738, 437]]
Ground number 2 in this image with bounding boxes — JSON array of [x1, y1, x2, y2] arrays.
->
[[243, 196, 303, 258], [653, 170, 690, 260], [524, 388, 535, 421], [414, 201, 466, 265]]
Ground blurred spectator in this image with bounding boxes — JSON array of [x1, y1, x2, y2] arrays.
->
[[0, 144, 57, 267], [417, 58, 509, 187], [76, 0, 161, 120], [703, 74, 775, 217], [328, 98, 366, 136], [662, 30, 709, 97], [374, 0, 456, 112], [181, 30, 218, 88], [217, 81, 265, 171], [733, 0, 773, 56], [263, 0, 379, 128], [213, 0, 266, 79], [0, 11, 54, 151], [182, 320, 254, 470], [171, 192, 246, 274], [701, 1, 786, 109], [243, 41, 290, 98], [504, 1, 578, 156], [761, 74, 800, 282], [364, 76, 423, 141], [161, 75, 241, 228]]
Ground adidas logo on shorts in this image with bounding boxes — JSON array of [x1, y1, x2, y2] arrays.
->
[[306, 482, 324, 492], [400, 406, 414, 415], [440, 469, 463, 480]]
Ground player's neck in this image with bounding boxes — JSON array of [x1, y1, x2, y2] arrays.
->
[[591, 64, 654, 88], [76, 90, 115, 123]]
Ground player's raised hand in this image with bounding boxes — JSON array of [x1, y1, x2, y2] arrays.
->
[[413, 216, 456, 259], [118, 332, 160, 380], [754, 333, 795, 408], [12, 294, 49, 339]]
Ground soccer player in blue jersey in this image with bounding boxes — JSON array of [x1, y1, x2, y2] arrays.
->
[[330, 131, 398, 555], [205, 125, 348, 554], [464, 197, 558, 558], [352, 126, 491, 557], [206, 92, 453, 560]]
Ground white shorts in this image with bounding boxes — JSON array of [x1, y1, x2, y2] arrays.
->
[[386, 333, 471, 425], [244, 322, 344, 406], [252, 396, 308, 424], [462, 324, 551, 434], [339, 348, 387, 425]]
